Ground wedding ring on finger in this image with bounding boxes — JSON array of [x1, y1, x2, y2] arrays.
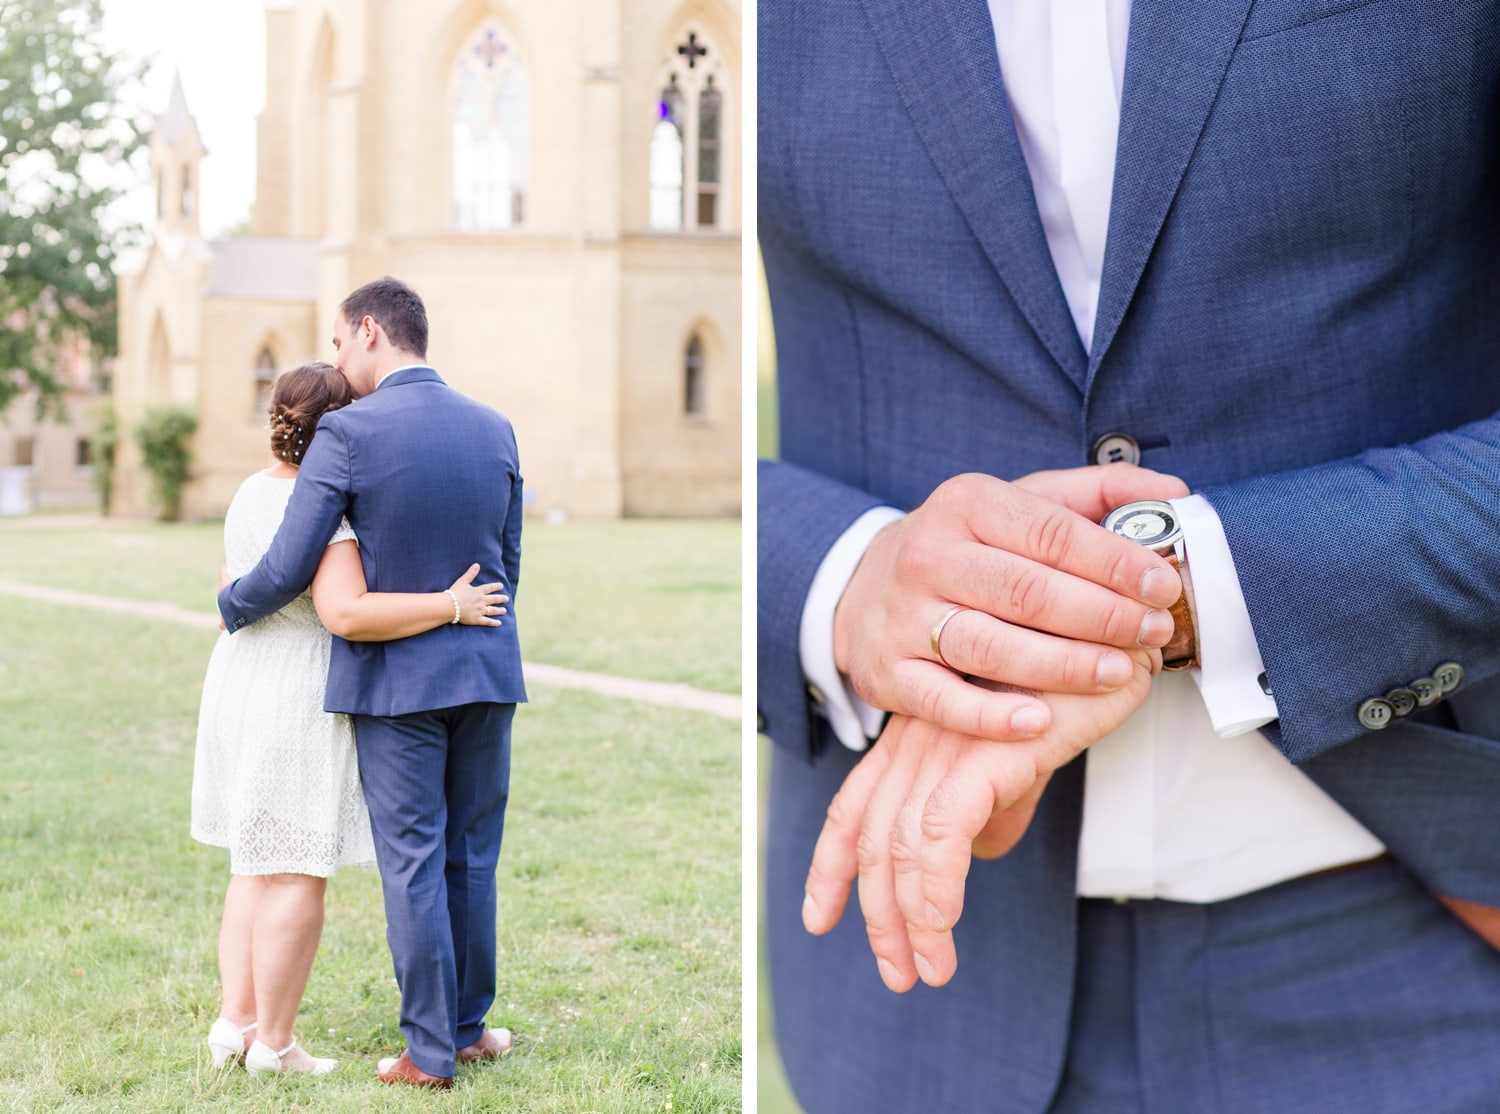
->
[[929, 605, 971, 670]]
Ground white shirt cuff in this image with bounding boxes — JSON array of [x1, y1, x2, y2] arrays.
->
[[1170, 493, 1280, 736], [798, 506, 907, 751]]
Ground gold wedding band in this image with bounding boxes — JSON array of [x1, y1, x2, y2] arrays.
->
[[929, 605, 969, 669]]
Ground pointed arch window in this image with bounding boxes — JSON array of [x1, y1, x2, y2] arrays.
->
[[650, 77, 687, 230], [650, 31, 731, 232], [253, 348, 276, 416], [696, 78, 721, 226], [450, 24, 531, 231], [684, 334, 706, 416]]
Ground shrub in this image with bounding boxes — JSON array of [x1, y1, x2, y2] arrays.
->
[[133, 407, 197, 521]]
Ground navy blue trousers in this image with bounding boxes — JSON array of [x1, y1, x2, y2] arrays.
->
[[1053, 857, 1500, 1113], [354, 702, 513, 1078]]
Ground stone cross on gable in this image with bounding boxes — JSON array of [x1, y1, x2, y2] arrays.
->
[[677, 32, 708, 68], [474, 29, 509, 68]]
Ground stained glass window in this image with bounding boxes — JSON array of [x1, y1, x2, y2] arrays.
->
[[697, 78, 720, 227], [650, 78, 686, 230], [451, 25, 530, 231], [651, 30, 729, 232]]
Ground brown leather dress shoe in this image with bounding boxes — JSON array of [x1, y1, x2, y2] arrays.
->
[[376, 1049, 454, 1090], [457, 1027, 514, 1063]]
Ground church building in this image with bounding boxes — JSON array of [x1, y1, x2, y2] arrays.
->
[[112, 0, 740, 520]]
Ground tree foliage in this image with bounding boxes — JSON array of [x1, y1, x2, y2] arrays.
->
[[0, 0, 145, 418]]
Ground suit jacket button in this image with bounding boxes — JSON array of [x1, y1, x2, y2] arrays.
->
[[1358, 697, 1395, 730], [756, 709, 767, 733], [1384, 687, 1417, 717], [1433, 661, 1464, 694], [806, 683, 827, 707], [1091, 433, 1141, 466], [1410, 677, 1440, 706]]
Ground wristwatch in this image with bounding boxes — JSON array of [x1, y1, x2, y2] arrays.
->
[[1100, 499, 1199, 671]]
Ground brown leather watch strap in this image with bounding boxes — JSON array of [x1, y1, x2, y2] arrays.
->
[[1161, 551, 1198, 671]]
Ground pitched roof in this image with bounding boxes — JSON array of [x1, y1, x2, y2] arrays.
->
[[206, 238, 318, 301]]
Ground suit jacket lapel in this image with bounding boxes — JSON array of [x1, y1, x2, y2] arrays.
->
[[1087, 0, 1255, 383], [856, 0, 1089, 388]]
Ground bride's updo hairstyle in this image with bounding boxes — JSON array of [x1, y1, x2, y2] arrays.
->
[[268, 361, 354, 465]]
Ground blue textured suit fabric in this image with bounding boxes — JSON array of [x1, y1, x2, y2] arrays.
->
[[218, 366, 526, 714], [218, 365, 525, 1077], [1054, 860, 1500, 1113], [759, 1, 1500, 1110]]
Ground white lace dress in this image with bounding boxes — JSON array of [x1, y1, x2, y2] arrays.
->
[[190, 471, 376, 876]]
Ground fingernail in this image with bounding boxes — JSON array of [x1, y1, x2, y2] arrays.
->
[[1139, 566, 1178, 607], [925, 901, 946, 931], [1010, 704, 1047, 736], [1095, 650, 1131, 688], [914, 953, 936, 984], [877, 958, 901, 988], [1138, 609, 1173, 647], [802, 892, 820, 929]]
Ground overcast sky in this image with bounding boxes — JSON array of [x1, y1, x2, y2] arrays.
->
[[99, 0, 265, 239]]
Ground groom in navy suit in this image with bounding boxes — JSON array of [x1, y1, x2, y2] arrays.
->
[[219, 276, 525, 1088], [761, 1, 1500, 1111]]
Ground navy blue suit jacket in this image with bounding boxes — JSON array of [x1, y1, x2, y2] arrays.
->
[[218, 366, 527, 716], [760, 0, 1500, 1109]]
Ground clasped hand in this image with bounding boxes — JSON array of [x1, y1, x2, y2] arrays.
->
[[806, 465, 1189, 991]]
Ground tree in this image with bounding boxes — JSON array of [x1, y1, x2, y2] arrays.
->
[[0, 0, 145, 418]]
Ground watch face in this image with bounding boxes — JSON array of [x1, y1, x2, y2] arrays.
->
[[1102, 500, 1182, 550]]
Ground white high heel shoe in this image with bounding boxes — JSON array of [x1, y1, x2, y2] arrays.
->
[[245, 1037, 337, 1077], [207, 1017, 256, 1068]]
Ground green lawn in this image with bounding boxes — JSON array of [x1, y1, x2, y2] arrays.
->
[[0, 516, 739, 693], [0, 518, 741, 1112]]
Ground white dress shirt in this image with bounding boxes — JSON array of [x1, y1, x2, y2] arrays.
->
[[798, 0, 1384, 902]]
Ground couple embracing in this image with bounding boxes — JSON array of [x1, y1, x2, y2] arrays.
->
[[191, 276, 523, 1089]]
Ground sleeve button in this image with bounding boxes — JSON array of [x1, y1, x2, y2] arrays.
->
[[1384, 687, 1417, 717], [1410, 677, 1440, 706], [1433, 661, 1464, 694], [1358, 697, 1395, 730]]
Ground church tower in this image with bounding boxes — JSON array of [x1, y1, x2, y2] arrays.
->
[[148, 73, 206, 242]]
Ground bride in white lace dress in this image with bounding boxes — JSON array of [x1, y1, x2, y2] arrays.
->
[[191, 362, 509, 1077]]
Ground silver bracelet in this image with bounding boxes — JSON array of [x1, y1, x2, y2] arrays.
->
[[444, 588, 461, 624]]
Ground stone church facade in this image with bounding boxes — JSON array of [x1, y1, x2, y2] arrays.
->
[[112, 0, 740, 521]]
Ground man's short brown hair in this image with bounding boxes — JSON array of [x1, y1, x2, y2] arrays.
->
[[339, 276, 429, 358]]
